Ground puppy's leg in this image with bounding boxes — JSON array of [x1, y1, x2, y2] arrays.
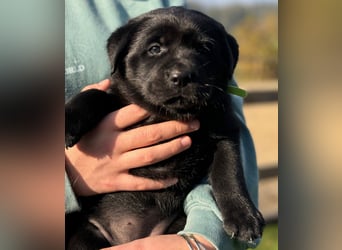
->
[[210, 137, 265, 242], [164, 212, 186, 234], [67, 220, 111, 250], [65, 89, 118, 147]]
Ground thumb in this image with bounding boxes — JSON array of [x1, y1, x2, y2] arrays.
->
[[82, 79, 111, 92]]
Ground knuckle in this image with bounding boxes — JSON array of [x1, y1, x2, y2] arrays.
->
[[132, 182, 145, 190], [141, 152, 157, 165], [132, 105, 149, 118], [144, 128, 163, 144], [170, 143, 182, 155], [171, 121, 194, 135], [174, 122, 187, 133], [136, 183, 150, 191], [133, 180, 158, 191], [169, 138, 186, 154]]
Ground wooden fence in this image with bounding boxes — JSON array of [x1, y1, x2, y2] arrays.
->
[[244, 86, 278, 223]]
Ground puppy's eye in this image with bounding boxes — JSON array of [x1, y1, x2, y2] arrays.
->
[[197, 44, 211, 54], [148, 44, 161, 55]]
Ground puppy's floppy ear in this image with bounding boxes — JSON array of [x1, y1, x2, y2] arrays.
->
[[107, 20, 141, 75], [225, 33, 239, 71]]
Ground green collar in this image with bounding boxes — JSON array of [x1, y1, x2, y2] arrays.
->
[[227, 86, 248, 98]]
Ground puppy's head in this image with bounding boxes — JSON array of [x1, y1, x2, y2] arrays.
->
[[107, 7, 239, 120]]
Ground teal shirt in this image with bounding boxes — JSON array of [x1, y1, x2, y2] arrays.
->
[[65, 1, 260, 249]]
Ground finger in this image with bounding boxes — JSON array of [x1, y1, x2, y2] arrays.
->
[[116, 120, 199, 151], [101, 104, 150, 130], [100, 235, 189, 250], [118, 136, 192, 169], [113, 174, 178, 192], [81, 79, 111, 92]]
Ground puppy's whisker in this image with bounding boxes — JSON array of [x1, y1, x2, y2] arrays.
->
[[203, 84, 225, 93]]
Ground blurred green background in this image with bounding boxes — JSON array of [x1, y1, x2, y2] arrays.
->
[[188, 0, 278, 81]]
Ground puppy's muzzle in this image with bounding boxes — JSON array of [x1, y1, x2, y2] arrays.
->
[[166, 64, 198, 87]]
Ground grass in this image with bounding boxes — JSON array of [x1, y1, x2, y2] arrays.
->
[[255, 223, 278, 250]]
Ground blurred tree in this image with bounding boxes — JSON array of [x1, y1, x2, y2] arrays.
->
[[188, 3, 278, 80], [233, 11, 278, 80]]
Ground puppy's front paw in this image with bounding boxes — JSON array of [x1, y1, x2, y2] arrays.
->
[[65, 106, 85, 148], [65, 89, 116, 148], [223, 199, 265, 243]]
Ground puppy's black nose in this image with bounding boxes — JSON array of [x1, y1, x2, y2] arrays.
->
[[168, 70, 191, 86], [170, 72, 181, 85]]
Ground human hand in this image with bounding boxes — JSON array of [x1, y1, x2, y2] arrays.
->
[[65, 79, 200, 196], [100, 234, 215, 250]]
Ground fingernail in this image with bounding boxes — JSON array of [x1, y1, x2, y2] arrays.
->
[[189, 120, 200, 130], [165, 178, 178, 187], [180, 136, 191, 147]]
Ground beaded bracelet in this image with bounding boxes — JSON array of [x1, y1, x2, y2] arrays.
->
[[179, 233, 207, 250]]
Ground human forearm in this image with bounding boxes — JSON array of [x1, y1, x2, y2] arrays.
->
[[179, 184, 257, 249]]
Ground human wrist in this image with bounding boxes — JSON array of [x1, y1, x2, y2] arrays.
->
[[179, 233, 215, 250], [65, 152, 91, 197]]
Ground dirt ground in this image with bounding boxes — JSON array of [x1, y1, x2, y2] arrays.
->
[[244, 102, 278, 168]]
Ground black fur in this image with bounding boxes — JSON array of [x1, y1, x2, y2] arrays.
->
[[65, 7, 264, 249]]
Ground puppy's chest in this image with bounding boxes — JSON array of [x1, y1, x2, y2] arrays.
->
[[130, 116, 218, 181]]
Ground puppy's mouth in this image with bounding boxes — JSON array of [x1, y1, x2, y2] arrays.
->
[[161, 93, 206, 118], [147, 83, 225, 120], [161, 83, 223, 109], [164, 96, 193, 106]]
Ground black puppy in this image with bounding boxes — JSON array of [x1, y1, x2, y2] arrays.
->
[[66, 7, 264, 249]]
